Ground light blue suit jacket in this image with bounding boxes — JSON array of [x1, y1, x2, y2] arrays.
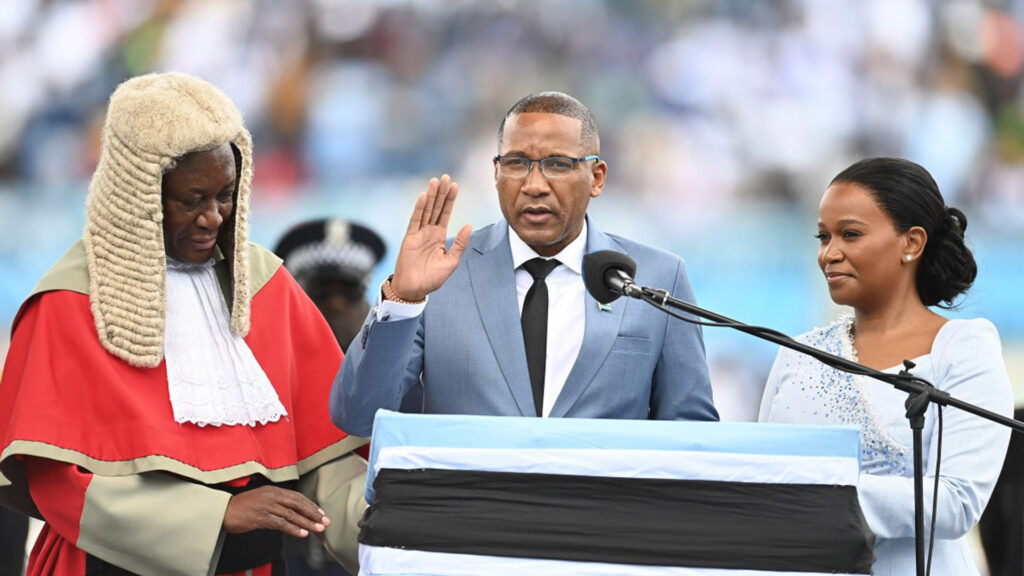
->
[[331, 218, 718, 436]]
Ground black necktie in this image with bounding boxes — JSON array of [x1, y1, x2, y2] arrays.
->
[[521, 257, 561, 417]]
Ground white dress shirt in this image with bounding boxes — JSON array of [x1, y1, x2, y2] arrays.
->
[[508, 223, 587, 417]]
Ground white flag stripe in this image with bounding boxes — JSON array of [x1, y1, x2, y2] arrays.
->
[[359, 545, 861, 576], [375, 446, 859, 486]]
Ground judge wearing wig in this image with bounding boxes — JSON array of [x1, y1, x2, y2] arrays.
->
[[0, 73, 367, 576]]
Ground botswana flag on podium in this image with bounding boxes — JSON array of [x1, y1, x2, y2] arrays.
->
[[358, 410, 874, 575]]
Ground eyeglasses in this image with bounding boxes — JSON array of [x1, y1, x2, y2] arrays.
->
[[493, 154, 600, 179]]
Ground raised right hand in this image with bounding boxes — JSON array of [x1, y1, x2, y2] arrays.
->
[[389, 174, 472, 301]]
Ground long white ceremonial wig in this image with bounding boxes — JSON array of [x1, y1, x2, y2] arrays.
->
[[83, 72, 254, 368]]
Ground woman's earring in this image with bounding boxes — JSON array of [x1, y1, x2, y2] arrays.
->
[[904, 254, 913, 262]]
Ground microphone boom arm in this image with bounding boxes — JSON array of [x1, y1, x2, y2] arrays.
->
[[634, 285, 1024, 431]]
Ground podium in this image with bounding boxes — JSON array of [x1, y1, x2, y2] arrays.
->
[[358, 411, 875, 575]]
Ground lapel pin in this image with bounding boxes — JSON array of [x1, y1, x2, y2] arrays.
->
[[598, 303, 613, 312]]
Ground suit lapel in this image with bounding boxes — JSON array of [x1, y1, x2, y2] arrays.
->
[[550, 220, 627, 417], [468, 223, 535, 416]]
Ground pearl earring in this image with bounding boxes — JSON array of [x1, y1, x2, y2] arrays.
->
[[905, 254, 913, 262]]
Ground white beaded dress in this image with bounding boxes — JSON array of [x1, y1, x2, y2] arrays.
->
[[759, 316, 1013, 575]]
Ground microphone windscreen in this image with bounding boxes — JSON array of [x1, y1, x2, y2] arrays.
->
[[583, 250, 637, 304]]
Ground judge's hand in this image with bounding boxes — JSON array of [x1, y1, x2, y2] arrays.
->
[[223, 486, 330, 538], [389, 174, 472, 302]]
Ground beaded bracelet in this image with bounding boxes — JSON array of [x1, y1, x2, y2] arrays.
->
[[381, 275, 426, 305]]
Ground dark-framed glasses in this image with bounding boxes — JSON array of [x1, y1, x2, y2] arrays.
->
[[493, 154, 600, 179]]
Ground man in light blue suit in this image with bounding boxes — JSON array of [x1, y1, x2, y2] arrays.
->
[[331, 92, 718, 437]]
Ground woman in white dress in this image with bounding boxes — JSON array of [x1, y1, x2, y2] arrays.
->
[[759, 157, 1013, 575]]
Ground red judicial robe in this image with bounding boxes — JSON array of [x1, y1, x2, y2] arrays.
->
[[0, 242, 365, 576]]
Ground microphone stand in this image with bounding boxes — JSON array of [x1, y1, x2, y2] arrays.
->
[[628, 284, 1024, 576]]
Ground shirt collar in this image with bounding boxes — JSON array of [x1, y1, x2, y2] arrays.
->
[[508, 220, 587, 276]]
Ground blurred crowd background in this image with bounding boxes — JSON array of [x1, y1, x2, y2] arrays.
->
[[2, 0, 1024, 426]]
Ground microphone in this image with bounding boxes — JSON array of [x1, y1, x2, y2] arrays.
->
[[583, 250, 642, 304]]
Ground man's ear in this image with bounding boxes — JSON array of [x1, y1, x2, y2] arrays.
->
[[590, 160, 607, 199]]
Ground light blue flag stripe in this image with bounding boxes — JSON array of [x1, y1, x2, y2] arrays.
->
[[365, 410, 859, 502]]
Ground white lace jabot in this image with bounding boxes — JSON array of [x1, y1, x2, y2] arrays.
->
[[164, 258, 287, 427]]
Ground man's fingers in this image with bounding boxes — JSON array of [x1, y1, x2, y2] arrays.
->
[[437, 181, 459, 229], [406, 191, 428, 235], [269, 492, 328, 537], [420, 177, 440, 227], [409, 176, 457, 238], [278, 489, 329, 526], [277, 510, 325, 538], [272, 512, 304, 536], [448, 224, 473, 261], [429, 174, 452, 225]]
